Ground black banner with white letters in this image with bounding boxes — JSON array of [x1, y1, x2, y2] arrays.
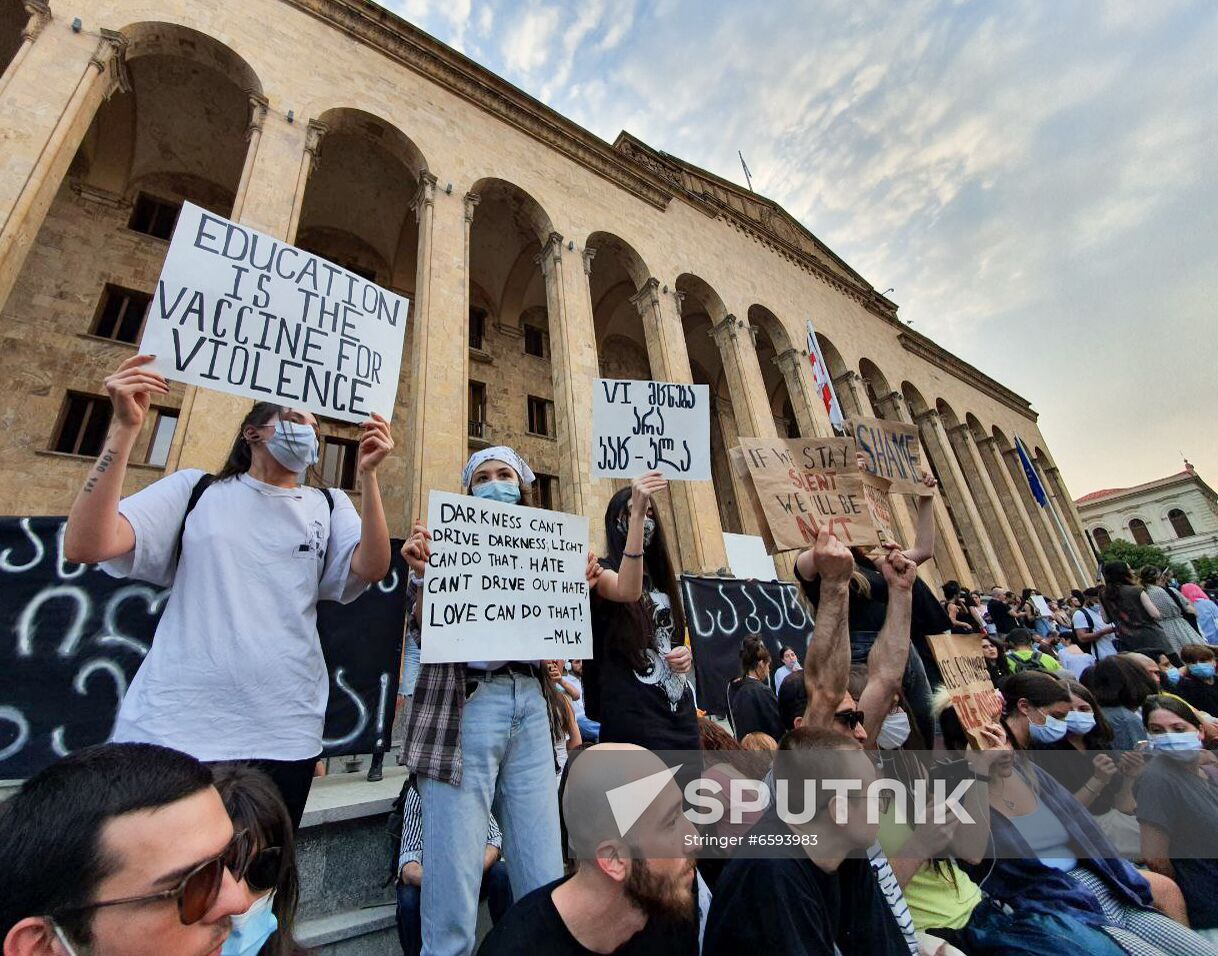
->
[[0, 517, 405, 780]]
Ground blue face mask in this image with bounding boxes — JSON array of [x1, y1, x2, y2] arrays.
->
[[473, 480, 521, 505], [1151, 731, 1203, 761], [1028, 708, 1069, 745], [1191, 663, 1216, 681], [264, 421, 319, 475], [1066, 710, 1096, 736], [1164, 667, 1181, 686], [222, 892, 278, 956]]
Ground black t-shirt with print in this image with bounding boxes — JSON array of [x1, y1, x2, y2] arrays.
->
[[478, 876, 698, 955], [584, 558, 699, 752]]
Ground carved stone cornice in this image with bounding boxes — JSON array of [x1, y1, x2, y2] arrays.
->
[[411, 171, 437, 214], [581, 247, 596, 276], [630, 277, 662, 318], [91, 29, 131, 95], [463, 190, 481, 222], [246, 93, 269, 141], [772, 347, 803, 375], [833, 370, 860, 389], [283, 0, 673, 210], [897, 331, 1037, 422], [913, 408, 941, 426], [21, 0, 51, 41], [535, 232, 564, 275], [303, 120, 328, 175], [710, 314, 742, 344]]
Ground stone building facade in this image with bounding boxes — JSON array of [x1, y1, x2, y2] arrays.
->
[[1077, 464, 1218, 574], [0, 0, 1095, 593]]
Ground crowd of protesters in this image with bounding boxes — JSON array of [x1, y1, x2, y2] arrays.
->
[[4, 356, 1218, 956]]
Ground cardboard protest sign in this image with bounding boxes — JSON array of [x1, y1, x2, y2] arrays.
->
[[421, 491, 591, 663], [859, 473, 900, 547], [729, 446, 777, 553], [850, 416, 932, 497], [140, 202, 409, 424], [592, 379, 710, 479], [736, 437, 879, 551], [927, 633, 1003, 749]]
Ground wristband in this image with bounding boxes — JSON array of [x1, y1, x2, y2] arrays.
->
[[622, 551, 644, 559]]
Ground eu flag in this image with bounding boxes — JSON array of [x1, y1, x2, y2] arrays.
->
[[1015, 437, 1048, 507]]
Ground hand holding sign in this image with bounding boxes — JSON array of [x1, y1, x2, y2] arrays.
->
[[631, 470, 668, 508], [105, 354, 169, 430], [402, 520, 432, 576], [357, 413, 394, 475]]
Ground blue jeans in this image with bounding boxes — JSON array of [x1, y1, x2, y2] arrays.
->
[[576, 714, 600, 743], [1034, 617, 1054, 638], [396, 860, 513, 956], [850, 631, 936, 746], [418, 670, 562, 956]]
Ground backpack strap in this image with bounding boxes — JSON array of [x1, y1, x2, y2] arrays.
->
[[175, 473, 216, 568], [320, 488, 334, 513]]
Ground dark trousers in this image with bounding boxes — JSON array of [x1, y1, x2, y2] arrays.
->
[[211, 753, 320, 831], [396, 860, 512, 956], [850, 632, 936, 746]]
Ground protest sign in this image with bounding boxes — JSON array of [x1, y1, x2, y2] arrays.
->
[[927, 633, 1003, 749], [139, 202, 409, 424], [1030, 594, 1052, 618], [729, 446, 777, 553], [737, 437, 879, 551], [0, 517, 406, 779], [681, 575, 810, 717], [850, 416, 932, 497], [592, 379, 710, 479], [722, 533, 778, 581], [859, 473, 900, 547], [421, 491, 591, 663]]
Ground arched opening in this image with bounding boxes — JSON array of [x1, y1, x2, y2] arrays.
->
[[1129, 518, 1153, 546], [677, 274, 742, 535], [748, 305, 801, 437], [466, 179, 560, 507], [1169, 509, 1195, 539], [1093, 527, 1112, 551], [291, 108, 426, 503], [0, 0, 28, 76], [857, 359, 893, 416], [2, 23, 263, 497]]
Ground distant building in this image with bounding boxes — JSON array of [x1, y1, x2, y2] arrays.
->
[[1077, 462, 1218, 573]]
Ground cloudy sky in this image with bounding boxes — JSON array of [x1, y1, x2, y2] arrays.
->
[[379, 0, 1217, 499]]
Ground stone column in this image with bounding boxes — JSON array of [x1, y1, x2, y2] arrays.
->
[[710, 315, 778, 441], [285, 120, 327, 242], [916, 409, 1002, 587], [630, 277, 727, 573], [537, 231, 601, 523], [946, 422, 1034, 590], [977, 435, 1059, 593], [1002, 446, 1073, 590], [0, 1, 52, 101], [833, 369, 869, 418], [171, 110, 316, 472], [880, 392, 971, 586], [0, 28, 128, 312], [772, 348, 826, 438]]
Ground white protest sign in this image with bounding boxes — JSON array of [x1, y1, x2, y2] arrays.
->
[[140, 202, 409, 424], [592, 378, 711, 479], [723, 533, 779, 581], [421, 491, 591, 663]]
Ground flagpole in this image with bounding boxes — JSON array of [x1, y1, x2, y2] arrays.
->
[[1046, 494, 1093, 587]]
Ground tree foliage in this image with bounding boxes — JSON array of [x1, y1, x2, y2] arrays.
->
[[1098, 538, 1193, 582]]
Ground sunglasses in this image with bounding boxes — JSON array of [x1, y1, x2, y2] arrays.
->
[[52, 830, 246, 926], [833, 709, 865, 729], [225, 829, 283, 894]]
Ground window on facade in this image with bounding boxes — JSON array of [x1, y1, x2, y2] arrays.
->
[[524, 325, 548, 358], [1169, 509, 1195, 539], [145, 411, 179, 468], [52, 394, 112, 457], [537, 473, 559, 510], [321, 436, 359, 491], [1092, 527, 1112, 552], [92, 284, 151, 343], [469, 381, 487, 438], [1129, 518, 1153, 546], [527, 396, 554, 437], [128, 194, 182, 240], [469, 308, 487, 351]]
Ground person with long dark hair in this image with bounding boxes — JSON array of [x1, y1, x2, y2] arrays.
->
[[63, 355, 393, 828], [212, 765, 303, 956], [726, 636, 783, 742], [584, 478, 698, 752], [1084, 655, 1162, 751], [981, 635, 1011, 685], [1101, 561, 1172, 655]]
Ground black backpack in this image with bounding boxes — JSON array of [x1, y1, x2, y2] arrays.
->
[[174, 473, 333, 566]]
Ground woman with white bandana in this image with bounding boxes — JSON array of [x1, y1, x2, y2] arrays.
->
[[399, 447, 660, 956], [63, 355, 393, 828]]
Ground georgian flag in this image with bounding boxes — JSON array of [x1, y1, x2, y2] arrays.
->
[[806, 319, 845, 434]]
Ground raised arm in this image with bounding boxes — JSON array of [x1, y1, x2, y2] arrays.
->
[[64, 355, 168, 564], [859, 547, 916, 747], [349, 413, 393, 582], [593, 471, 667, 603], [802, 530, 855, 728], [903, 472, 938, 565]]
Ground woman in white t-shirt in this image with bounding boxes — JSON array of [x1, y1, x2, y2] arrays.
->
[[64, 355, 393, 827]]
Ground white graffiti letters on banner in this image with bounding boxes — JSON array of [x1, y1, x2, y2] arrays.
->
[[592, 378, 711, 480], [139, 202, 410, 424]]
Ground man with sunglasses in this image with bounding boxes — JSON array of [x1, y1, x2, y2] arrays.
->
[[1, 743, 248, 956]]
